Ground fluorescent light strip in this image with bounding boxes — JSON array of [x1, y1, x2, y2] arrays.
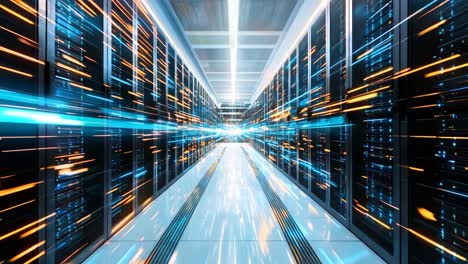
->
[[141, 0, 219, 106], [228, 0, 239, 102]]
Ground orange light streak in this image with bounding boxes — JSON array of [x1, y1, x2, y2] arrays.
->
[[0, 181, 43, 197], [0, 213, 55, 240], [20, 223, 46, 238], [0, 199, 36, 213], [24, 251, 45, 264], [10, 241, 45, 262], [363, 67, 393, 81], [343, 105, 373, 113], [347, 84, 369, 94], [0, 4, 34, 24], [56, 63, 91, 78], [354, 206, 392, 230], [357, 48, 374, 60], [417, 208, 437, 221], [0, 64, 33, 77], [398, 224, 466, 261], [346, 92, 378, 104], [393, 54, 460, 79], [424, 63, 468, 78], [0, 46, 44, 64], [417, 20, 446, 36], [70, 82, 93, 91], [63, 54, 86, 67]]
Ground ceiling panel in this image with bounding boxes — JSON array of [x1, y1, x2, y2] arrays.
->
[[194, 48, 230, 60], [168, 0, 300, 104], [238, 48, 272, 61], [239, 0, 299, 31], [169, 0, 228, 31], [238, 34, 279, 45]]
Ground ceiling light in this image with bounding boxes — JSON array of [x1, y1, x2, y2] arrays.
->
[[228, 0, 239, 102]]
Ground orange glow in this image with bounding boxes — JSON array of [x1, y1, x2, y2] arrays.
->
[[11, 0, 37, 15], [70, 82, 93, 91], [20, 223, 46, 238], [56, 62, 92, 78], [63, 54, 86, 67], [347, 84, 369, 94], [0, 4, 34, 24], [346, 92, 378, 104], [357, 48, 373, 60], [398, 224, 466, 261], [0, 181, 42, 197], [112, 213, 134, 234], [393, 54, 460, 79], [24, 250, 45, 264], [417, 20, 446, 36], [363, 67, 393, 81], [417, 208, 437, 221], [0, 199, 35, 213], [354, 206, 392, 230], [424, 63, 468, 78], [343, 105, 373, 113], [0, 46, 44, 65], [0, 64, 33, 77], [409, 166, 424, 172], [10, 241, 45, 262]]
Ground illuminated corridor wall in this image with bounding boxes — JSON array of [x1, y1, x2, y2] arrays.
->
[[242, 0, 467, 263], [0, 1, 220, 263]]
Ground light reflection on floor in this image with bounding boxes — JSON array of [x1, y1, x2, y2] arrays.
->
[[85, 143, 384, 264]]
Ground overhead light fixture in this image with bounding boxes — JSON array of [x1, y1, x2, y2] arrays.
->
[[228, 0, 239, 102]]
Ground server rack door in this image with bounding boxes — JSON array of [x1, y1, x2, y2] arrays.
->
[[288, 50, 298, 181], [156, 29, 168, 191], [298, 35, 311, 189], [47, 0, 106, 261], [109, 0, 136, 232], [405, 1, 468, 263], [308, 12, 328, 202], [175, 56, 184, 176], [0, 1, 44, 263], [166, 44, 176, 183], [350, 0, 397, 259], [136, 3, 155, 208], [328, 0, 348, 218], [182, 65, 189, 170]]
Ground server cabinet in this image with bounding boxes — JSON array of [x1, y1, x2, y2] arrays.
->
[[297, 35, 311, 190], [328, 0, 348, 218], [156, 29, 168, 191], [350, 0, 397, 259], [175, 56, 184, 175], [166, 44, 177, 182], [136, 3, 155, 208], [47, 1, 106, 262], [109, 0, 136, 232], [404, 1, 468, 263], [182, 65, 190, 170], [308, 12, 328, 202], [288, 50, 299, 181], [0, 1, 44, 263]]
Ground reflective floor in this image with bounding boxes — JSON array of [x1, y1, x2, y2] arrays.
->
[[85, 143, 384, 264]]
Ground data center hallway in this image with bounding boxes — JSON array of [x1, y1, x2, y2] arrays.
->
[[85, 143, 383, 264]]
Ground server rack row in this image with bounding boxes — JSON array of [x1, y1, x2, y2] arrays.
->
[[243, 0, 467, 263], [0, 1, 221, 263]]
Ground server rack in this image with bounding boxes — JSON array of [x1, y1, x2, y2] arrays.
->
[[242, 0, 467, 262], [0, 1, 221, 262]]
